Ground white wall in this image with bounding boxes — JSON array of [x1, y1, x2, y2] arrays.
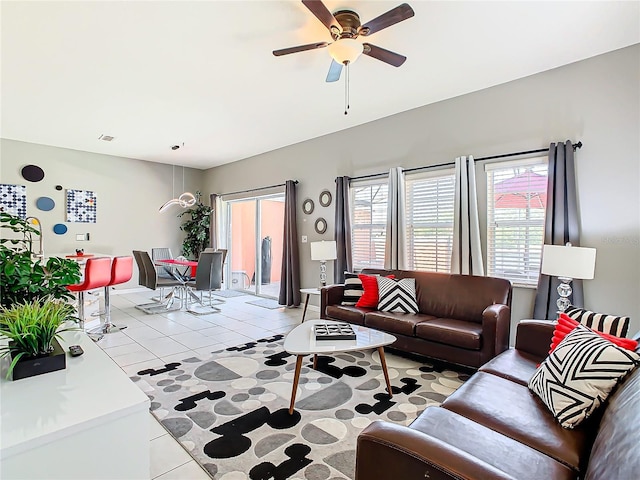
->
[[203, 45, 640, 342], [0, 139, 202, 289]]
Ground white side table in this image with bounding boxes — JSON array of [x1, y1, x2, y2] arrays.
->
[[300, 288, 321, 322]]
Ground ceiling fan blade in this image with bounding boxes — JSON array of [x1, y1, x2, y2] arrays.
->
[[363, 43, 407, 67], [273, 41, 329, 56], [326, 60, 343, 82], [302, 0, 341, 33], [359, 3, 415, 36]]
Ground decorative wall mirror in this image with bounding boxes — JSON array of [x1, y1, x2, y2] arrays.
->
[[314, 217, 327, 234], [319, 190, 332, 207], [302, 198, 314, 215]]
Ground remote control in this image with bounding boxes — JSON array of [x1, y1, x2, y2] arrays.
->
[[69, 345, 84, 357]]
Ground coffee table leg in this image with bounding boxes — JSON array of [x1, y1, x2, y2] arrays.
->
[[301, 294, 310, 322], [289, 355, 304, 415], [378, 347, 393, 398], [313, 354, 318, 369]]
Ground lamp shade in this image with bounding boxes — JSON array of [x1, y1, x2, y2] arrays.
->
[[310, 240, 337, 261], [328, 38, 363, 64], [541, 244, 596, 280]]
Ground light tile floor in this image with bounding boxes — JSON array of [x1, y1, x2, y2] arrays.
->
[[92, 290, 305, 479]]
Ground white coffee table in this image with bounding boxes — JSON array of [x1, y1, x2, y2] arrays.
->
[[283, 319, 397, 414]]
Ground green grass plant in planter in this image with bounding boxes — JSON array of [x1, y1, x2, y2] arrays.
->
[[0, 299, 78, 380]]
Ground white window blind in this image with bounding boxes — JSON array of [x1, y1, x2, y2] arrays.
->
[[405, 169, 455, 272], [351, 180, 388, 270], [486, 157, 548, 286]]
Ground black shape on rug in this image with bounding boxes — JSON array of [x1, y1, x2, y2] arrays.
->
[[258, 334, 284, 343], [138, 362, 181, 376], [391, 377, 420, 395], [175, 390, 226, 412], [312, 356, 367, 379], [249, 443, 312, 480], [355, 392, 396, 415], [265, 351, 292, 367], [227, 342, 259, 352], [205, 407, 301, 459]]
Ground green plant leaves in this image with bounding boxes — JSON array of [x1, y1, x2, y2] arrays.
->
[[178, 192, 212, 260]]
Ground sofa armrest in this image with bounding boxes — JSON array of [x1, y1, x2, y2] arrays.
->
[[356, 420, 515, 480], [514, 319, 555, 362], [320, 284, 345, 319], [480, 304, 511, 363]]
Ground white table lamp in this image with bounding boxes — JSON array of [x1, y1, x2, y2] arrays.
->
[[310, 240, 337, 288], [541, 243, 596, 313]]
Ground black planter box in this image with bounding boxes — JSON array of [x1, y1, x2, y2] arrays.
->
[[11, 338, 66, 381]]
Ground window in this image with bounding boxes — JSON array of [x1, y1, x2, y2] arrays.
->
[[486, 157, 548, 286], [351, 180, 388, 270], [405, 169, 455, 272]]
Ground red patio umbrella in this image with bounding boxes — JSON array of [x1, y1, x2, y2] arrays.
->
[[494, 170, 547, 209]]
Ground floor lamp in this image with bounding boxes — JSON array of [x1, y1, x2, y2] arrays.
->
[[540, 243, 596, 314], [310, 241, 337, 289]]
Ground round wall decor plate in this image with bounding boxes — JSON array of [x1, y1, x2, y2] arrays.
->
[[21, 164, 45, 182], [36, 196, 55, 211], [53, 223, 68, 235], [319, 190, 332, 207], [302, 198, 314, 215], [314, 217, 327, 234]]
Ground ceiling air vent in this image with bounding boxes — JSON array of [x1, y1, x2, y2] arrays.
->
[[98, 134, 115, 142]]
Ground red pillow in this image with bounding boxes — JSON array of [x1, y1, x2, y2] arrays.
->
[[549, 313, 638, 353], [355, 274, 394, 308]]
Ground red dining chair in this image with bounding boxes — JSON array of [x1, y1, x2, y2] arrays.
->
[[67, 257, 112, 336], [90, 256, 133, 335]]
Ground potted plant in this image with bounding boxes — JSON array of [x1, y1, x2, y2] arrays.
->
[[0, 212, 81, 308], [178, 191, 213, 260], [0, 299, 78, 380]]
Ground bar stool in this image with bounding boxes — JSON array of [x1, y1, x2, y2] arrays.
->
[[90, 256, 133, 335], [67, 257, 112, 338]]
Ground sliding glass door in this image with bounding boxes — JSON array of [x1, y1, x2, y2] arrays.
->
[[226, 194, 285, 298]]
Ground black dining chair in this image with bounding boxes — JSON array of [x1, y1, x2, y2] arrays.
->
[[186, 251, 223, 315], [133, 250, 182, 314]]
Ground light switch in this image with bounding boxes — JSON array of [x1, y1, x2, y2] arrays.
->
[[301, 235, 308, 243], [76, 234, 85, 241]]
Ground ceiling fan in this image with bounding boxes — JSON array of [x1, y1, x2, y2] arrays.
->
[[273, 1, 415, 83]]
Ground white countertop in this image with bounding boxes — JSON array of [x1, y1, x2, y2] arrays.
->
[[0, 328, 150, 460], [284, 319, 396, 355]]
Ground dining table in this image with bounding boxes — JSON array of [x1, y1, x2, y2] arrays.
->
[[155, 258, 202, 311]]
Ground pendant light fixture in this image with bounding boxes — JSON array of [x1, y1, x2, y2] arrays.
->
[[159, 164, 196, 213], [327, 38, 363, 115]]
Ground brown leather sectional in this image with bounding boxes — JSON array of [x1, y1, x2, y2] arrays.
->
[[321, 269, 512, 368], [355, 320, 640, 480]]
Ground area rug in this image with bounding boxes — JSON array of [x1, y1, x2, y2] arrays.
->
[[212, 289, 247, 298], [246, 298, 282, 310], [131, 335, 470, 480]]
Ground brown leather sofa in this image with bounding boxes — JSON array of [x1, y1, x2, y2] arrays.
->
[[355, 320, 640, 480], [321, 269, 512, 368]]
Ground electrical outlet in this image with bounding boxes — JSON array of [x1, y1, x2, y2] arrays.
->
[[301, 235, 308, 243]]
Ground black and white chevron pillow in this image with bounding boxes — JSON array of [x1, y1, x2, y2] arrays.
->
[[565, 305, 630, 338], [376, 277, 419, 313], [341, 272, 364, 306], [529, 324, 640, 429]]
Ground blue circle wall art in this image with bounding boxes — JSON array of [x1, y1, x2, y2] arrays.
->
[[53, 223, 68, 235], [36, 196, 55, 211]]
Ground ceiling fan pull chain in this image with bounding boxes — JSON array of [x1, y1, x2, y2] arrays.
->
[[344, 61, 350, 115]]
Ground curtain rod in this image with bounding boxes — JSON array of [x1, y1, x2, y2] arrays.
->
[[219, 180, 298, 197], [348, 141, 583, 182]]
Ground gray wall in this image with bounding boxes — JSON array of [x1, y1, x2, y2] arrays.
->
[[0, 139, 202, 289], [204, 44, 640, 342]]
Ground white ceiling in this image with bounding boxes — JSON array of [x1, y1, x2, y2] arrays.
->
[[2, 1, 638, 170]]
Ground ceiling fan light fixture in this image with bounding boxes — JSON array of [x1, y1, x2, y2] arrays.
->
[[328, 38, 362, 64]]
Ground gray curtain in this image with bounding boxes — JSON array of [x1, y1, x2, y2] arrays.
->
[[451, 156, 485, 275], [209, 193, 218, 250], [534, 141, 581, 319], [384, 167, 408, 269], [334, 176, 352, 283], [279, 180, 301, 306]]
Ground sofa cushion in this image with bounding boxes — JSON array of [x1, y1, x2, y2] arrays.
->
[[355, 274, 394, 308], [341, 272, 364, 305], [479, 348, 539, 386], [365, 311, 436, 337], [442, 371, 590, 471], [565, 304, 630, 337], [325, 305, 370, 325], [550, 313, 638, 353], [377, 277, 419, 313], [529, 325, 640, 429], [415, 318, 483, 350], [411, 407, 575, 480]]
